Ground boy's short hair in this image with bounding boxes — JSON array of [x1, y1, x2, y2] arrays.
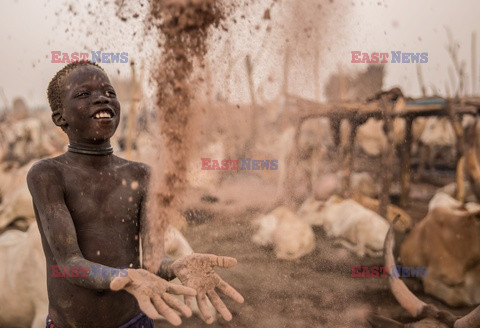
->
[[47, 61, 105, 115]]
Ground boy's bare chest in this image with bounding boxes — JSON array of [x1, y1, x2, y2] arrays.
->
[[57, 164, 145, 262], [60, 166, 144, 229]]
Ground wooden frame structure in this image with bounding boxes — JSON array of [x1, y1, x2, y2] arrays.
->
[[288, 95, 480, 213]]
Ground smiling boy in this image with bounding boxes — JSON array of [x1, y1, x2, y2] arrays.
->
[[27, 61, 243, 328]]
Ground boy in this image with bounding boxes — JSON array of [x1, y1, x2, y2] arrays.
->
[[27, 61, 244, 328]]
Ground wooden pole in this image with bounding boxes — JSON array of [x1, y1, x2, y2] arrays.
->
[[380, 97, 394, 218], [0, 88, 8, 113], [416, 64, 427, 97], [224, 40, 233, 102], [446, 99, 466, 202], [342, 119, 358, 198], [400, 116, 413, 207], [125, 62, 140, 160], [245, 55, 256, 107], [329, 117, 342, 149], [243, 55, 257, 157], [448, 67, 457, 97]]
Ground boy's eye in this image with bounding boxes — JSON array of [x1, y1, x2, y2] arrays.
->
[[75, 91, 89, 98], [106, 90, 116, 97]]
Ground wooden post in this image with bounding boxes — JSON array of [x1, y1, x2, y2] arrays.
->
[[283, 119, 303, 209], [342, 119, 358, 198], [224, 40, 234, 102], [125, 62, 141, 160], [245, 55, 256, 107], [446, 99, 466, 202], [400, 116, 413, 207], [0, 88, 8, 113], [416, 64, 427, 97], [329, 117, 342, 149], [380, 97, 394, 218], [243, 55, 257, 157]]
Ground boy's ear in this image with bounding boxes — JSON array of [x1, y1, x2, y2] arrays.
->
[[52, 110, 67, 128]]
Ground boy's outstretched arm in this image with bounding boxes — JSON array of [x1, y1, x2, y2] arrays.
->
[[27, 162, 112, 289], [27, 162, 196, 325]]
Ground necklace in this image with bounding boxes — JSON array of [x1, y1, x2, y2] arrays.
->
[[67, 144, 113, 156]]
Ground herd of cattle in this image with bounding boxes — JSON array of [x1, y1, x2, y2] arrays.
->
[[1, 93, 480, 327]]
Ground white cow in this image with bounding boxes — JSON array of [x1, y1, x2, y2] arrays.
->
[[0, 223, 47, 328], [417, 115, 476, 175], [0, 186, 35, 233], [252, 206, 315, 260], [313, 196, 389, 257], [297, 195, 411, 233], [0, 117, 62, 165]]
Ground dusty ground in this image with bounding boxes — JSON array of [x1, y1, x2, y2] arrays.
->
[[154, 155, 477, 328]]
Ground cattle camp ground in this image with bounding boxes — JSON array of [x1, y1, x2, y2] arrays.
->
[[2, 82, 480, 327]]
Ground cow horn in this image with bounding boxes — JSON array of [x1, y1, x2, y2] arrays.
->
[[384, 223, 427, 317], [384, 222, 480, 327], [454, 306, 480, 328]]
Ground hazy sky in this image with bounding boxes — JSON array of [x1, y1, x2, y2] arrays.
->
[[0, 0, 479, 109]]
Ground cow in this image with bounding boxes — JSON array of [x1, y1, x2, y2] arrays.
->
[[417, 117, 456, 176], [296, 195, 411, 233], [307, 195, 390, 257], [465, 117, 480, 201], [355, 97, 427, 157], [252, 206, 315, 260], [0, 161, 37, 234], [399, 192, 480, 306], [0, 116, 64, 165], [0, 185, 35, 234], [368, 225, 480, 328], [417, 115, 476, 177], [437, 181, 477, 203], [0, 222, 47, 328]]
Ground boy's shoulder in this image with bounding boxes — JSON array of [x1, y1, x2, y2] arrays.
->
[[114, 155, 151, 177], [26, 156, 64, 185], [27, 156, 62, 175]]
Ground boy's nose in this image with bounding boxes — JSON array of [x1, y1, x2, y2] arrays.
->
[[93, 94, 109, 104]]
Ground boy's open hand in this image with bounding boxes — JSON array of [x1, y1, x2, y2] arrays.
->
[[171, 253, 245, 324], [110, 268, 196, 326]]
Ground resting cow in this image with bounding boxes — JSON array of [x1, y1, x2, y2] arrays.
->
[[400, 192, 480, 306]]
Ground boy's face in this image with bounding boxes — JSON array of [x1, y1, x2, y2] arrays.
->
[[60, 65, 120, 144]]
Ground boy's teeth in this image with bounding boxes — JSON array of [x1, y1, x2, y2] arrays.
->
[[94, 111, 112, 119]]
